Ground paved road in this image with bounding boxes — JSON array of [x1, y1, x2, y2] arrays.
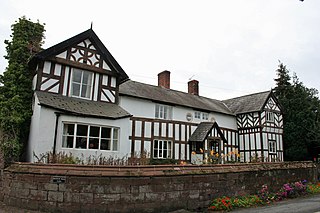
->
[[232, 194, 320, 213]]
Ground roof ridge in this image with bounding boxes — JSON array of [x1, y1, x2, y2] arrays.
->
[[223, 90, 271, 101], [124, 79, 223, 102]]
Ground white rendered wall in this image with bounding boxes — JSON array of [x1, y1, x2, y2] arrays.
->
[[119, 96, 155, 118], [28, 96, 131, 163], [27, 95, 57, 162], [120, 96, 237, 129]]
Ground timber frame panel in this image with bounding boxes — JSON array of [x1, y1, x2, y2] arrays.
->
[[129, 117, 239, 162], [237, 95, 283, 162]]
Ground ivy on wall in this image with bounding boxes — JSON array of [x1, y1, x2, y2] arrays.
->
[[0, 16, 45, 166]]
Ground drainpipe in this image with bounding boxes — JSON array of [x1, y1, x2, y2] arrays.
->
[[53, 112, 61, 160]]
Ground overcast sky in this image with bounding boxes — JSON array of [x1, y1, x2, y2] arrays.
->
[[0, 0, 319, 100]]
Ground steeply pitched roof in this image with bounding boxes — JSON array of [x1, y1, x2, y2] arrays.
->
[[223, 91, 271, 114], [119, 80, 234, 115], [35, 91, 131, 119], [30, 29, 129, 83], [189, 122, 215, 142], [189, 122, 227, 143]]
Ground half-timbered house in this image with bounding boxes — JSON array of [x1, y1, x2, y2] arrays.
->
[[27, 29, 132, 162], [27, 29, 284, 164]]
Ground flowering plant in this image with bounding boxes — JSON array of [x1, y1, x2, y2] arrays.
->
[[208, 180, 319, 211]]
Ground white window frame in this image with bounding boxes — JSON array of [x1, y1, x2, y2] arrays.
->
[[153, 140, 172, 159], [202, 112, 209, 120], [62, 123, 120, 151], [266, 111, 275, 122], [194, 111, 201, 119], [269, 140, 276, 154], [70, 68, 93, 100], [155, 104, 172, 120]]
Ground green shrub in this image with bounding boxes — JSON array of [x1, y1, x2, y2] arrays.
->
[[149, 158, 179, 165]]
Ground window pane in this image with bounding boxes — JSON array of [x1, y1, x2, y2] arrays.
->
[[112, 139, 118, 151], [76, 137, 87, 149], [203, 113, 208, 120], [113, 128, 119, 139], [163, 106, 167, 119], [72, 69, 82, 83], [163, 141, 167, 149], [89, 138, 99, 149], [77, 125, 88, 136], [159, 150, 163, 158], [81, 84, 88, 98], [100, 139, 110, 150], [90, 126, 99, 137], [153, 148, 158, 158], [154, 140, 158, 148], [63, 124, 74, 135], [163, 150, 167, 158], [102, 127, 111, 138], [155, 105, 159, 118], [83, 71, 92, 84], [86, 85, 92, 98], [159, 106, 163, 118], [62, 136, 74, 148], [167, 107, 171, 120], [71, 83, 80, 97], [168, 142, 172, 157]]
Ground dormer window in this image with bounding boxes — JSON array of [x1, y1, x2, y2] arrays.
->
[[70, 68, 93, 99]]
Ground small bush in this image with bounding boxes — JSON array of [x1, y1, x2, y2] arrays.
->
[[34, 151, 80, 164], [0, 137, 22, 167]]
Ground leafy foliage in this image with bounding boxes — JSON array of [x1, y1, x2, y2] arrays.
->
[[0, 17, 45, 166], [208, 180, 317, 211], [274, 62, 320, 160]]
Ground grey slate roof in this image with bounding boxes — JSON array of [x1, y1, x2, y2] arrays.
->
[[36, 91, 131, 119], [223, 91, 271, 114], [189, 122, 215, 142], [119, 80, 234, 115]]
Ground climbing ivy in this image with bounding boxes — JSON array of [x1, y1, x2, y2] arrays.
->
[[0, 16, 45, 166]]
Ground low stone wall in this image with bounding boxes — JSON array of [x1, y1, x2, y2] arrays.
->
[[0, 162, 317, 213]]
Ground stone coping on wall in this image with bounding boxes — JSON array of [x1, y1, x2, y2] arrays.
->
[[5, 161, 316, 177]]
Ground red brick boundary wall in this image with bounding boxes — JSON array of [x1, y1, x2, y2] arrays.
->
[[0, 162, 317, 213]]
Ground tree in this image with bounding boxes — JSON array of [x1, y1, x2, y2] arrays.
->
[[274, 62, 320, 161], [0, 17, 45, 166]]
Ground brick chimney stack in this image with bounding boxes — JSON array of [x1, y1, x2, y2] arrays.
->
[[158, 70, 170, 89], [188, 80, 199, 95]]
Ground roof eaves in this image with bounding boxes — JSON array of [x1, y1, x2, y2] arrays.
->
[[38, 103, 132, 120]]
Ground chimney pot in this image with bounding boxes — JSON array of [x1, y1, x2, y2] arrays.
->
[[188, 80, 199, 95], [158, 70, 170, 89]]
